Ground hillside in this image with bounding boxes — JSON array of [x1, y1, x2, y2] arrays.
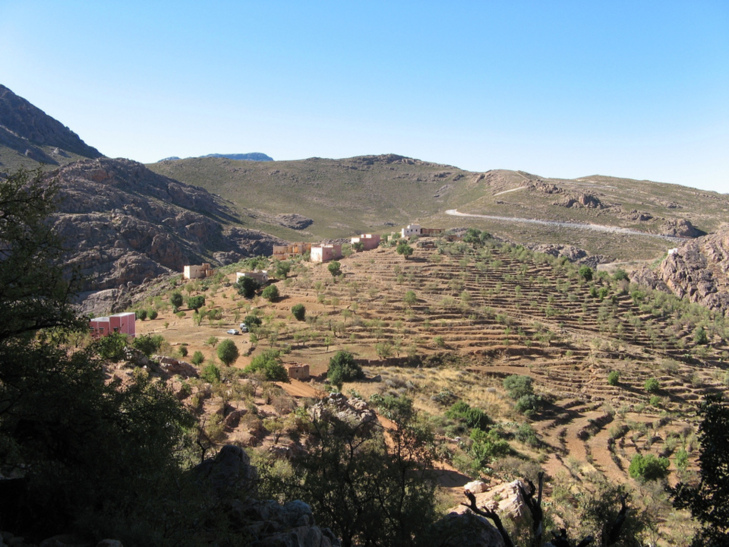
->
[[128, 236, 729, 545], [0, 84, 103, 173], [148, 156, 729, 262]]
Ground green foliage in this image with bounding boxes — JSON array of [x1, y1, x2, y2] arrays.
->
[[693, 326, 708, 345], [132, 334, 164, 357], [613, 268, 628, 281], [136, 308, 147, 321], [396, 242, 414, 259], [236, 276, 260, 298], [629, 453, 670, 481], [245, 349, 288, 381], [515, 394, 541, 414], [92, 332, 129, 362], [463, 227, 492, 245], [178, 346, 188, 357], [291, 303, 306, 321], [206, 308, 223, 321], [327, 261, 342, 277], [170, 291, 184, 311], [148, 309, 158, 320], [327, 350, 364, 387], [673, 395, 729, 545], [352, 241, 364, 252], [191, 350, 204, 365], [216, 339, 239, 366], [608, 370, 620, 386], [503, 374, 534, 399], [469, 428, 511, 468], [205, 335, 219, 347], [186, 295, 205, 311], [244, 314, 262, 330], [275, 260, 291, 279], [403, 290, 417, 306], [674, 448, 689, 471], [445, 401, 491, 431], [201, 362, 221, 384], [579, 265, 593, 281], [644, 377, 660, 393], [261, 284, 280, 302]]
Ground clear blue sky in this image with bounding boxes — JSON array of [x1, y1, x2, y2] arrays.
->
[[1, 1, 727, 193]]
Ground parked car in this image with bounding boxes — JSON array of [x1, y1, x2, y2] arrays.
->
[[226, 329, 238, 335], [239, 323, 248, 333]]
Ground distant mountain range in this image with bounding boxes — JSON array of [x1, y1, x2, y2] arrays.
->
[[2, 82, 729, 314], [160, 152, 273, 162]]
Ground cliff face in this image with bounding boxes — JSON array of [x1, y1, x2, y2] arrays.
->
[[48, 157, 283, 294], [632, 226, 729, 315]]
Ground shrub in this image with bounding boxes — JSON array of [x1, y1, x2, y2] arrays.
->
[[470, 428, 511, 468], [191, 351, 204, 365], [93, 332, 128, 362], [136, 309, 147, 321], [396, 242, 413, 259], [170, 291, 183, 311], [694, 326, 708, 345], [446, 401, 491, 431], [244, 314, 262, 330], [327, 261, 342, 277], [644, 377, 660, 393], [291, 303, 306, 321], [201, 363, 221, 384], [675, 448, 689, 471], [261, 284, 279, 302], [327, 350, 363, 387], [628, 453, 670, 481], [608, 371, 620, 386], [613, 269, 628, 281], [132, 334, 164, 357], [578, 265, 593, 281], [216, 339, 239, 366], [516, 423, 540, 447], [649, 395, 662, 407], [207, 308, 223, 321], [433, 336, 445, 348], [515, 394, 541, 414], [236, 276, 260, 298], [403, 290, 417, 306], [187, 295, 205, 311], [178, 346, 188, 357], [205, 336, 219, 347], [244, 349, 288, 381], [148, 309, 158, 320], [503, 375, 533, 399]]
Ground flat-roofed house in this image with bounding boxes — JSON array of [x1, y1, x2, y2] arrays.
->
[[351, 233, 381, 250], [89, 312, 136, 338], [311, 244, 342, 263], [183, 263, 214, 279]]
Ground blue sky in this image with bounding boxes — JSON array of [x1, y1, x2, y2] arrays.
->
[[1, 1, 727, 193]]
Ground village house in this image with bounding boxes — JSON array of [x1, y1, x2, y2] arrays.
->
[[236, 270, 269, 284], [310, 244, 342, 263], [273, 242, 312, 260], [401, 224, 443, 238], [89, 312, 136, 338], [183, 263, 214, 280], [351, 233, 381, 251], [284, 362, 310, 381]]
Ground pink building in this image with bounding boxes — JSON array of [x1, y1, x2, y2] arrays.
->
[[311, 244, 342, 263], [351, 233, 381, 251], [89, 312, 136, 338]]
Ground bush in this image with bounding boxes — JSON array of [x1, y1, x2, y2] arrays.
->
[[515, 394, 541, 414], [186, 295, 205, 311], [170, 291, 183, 311], [579, 265, 593, 281], [261, 284, 279, 302], [403, 290, 417, 306], [205, 336, 219, 347], [244, 349, 288, 381], [132, 334, 164, 357], [446, 401, 490, 431], [93, 332, 128, 362], [148, 309, 158, 320], [613, 269, 628, 281], [178, 346, 188, 358], [328, 261, 342, 277], [216, 339, 239, 366], [236, 276, 260, 298], [628, 453, 670, 481], [244, 314, 262, 330], [291, 303, 306, 321], [503, 375, 533, 399], [694, 326, 708, 345], [136, 309, 147, 321], [201, 363, 221, 384], [191, 351, 204, 365], [608, 371, 620, 386], [644, 377, 660, 393], [470, 428, 511, 468], [327, 350, 363, 387], [396, 242, 413, 259]]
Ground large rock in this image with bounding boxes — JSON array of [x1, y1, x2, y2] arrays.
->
[[431, 512, 506, 547], [193, 445, 258, 498], [308, 394, 378, 433]]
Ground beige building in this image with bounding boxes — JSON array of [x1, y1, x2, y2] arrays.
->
[[351, 233, 381, 250], [311, 244, 342, 263], [183, 263, 214, 279], [273, 242, 312, 260], [236, 271, 269, 284], [284, 363, 310, 380]]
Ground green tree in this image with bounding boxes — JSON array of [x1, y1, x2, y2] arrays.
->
[[628, 453, 670, 481], [244, 349, 288, 381], [170, 291, 184, 311], [277, 394, 437, 547], [579, 265, 594, 281], [191, 350, 205, 365], [503, 374, 534, 399], [132, 334, 164, 356], [673, 395, 729, 546], [608, 370, 620, 386], [201, 362, 221, 383], [136, 308, 148, 321], [291, 303, 306, 321], [644, 377, 660, 393], [327, 350, 364, 387], [186, 295, 206, 311], [396, 242, 414, 259], [328, 261, 342, 277], [275, 260, 291, 279], [92, 332, 129, 362], [261, 284, 280, 302], [216, 339, 239, 366], [403, 290, 417, 306], [244, 314, 262, 330], [236, 275, 260, 298], [693, 326, 708, 345]]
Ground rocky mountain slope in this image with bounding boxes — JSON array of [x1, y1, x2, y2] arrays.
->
[[46, 158, 283, 309], [0, 84, 102, 172], [632, 225, 729, 315]]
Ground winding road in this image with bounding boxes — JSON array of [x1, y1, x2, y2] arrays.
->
[[445, 209, 681, 241]]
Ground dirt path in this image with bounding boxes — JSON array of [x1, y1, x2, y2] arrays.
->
[[493, 186, 528, 197], [445, 209, 681, 241]]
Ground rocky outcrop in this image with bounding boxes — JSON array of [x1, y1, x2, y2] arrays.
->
[[661, 218, 703, 238], [45, 158, 285, 301], [529, 244, 610, 268], [308, 393, 378, 433], [275, 213, 314, 230], [631, 226, 729, 315], [0, 84, 103, 161]]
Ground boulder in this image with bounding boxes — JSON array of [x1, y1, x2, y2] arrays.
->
[[431, 512, 505, 547], [192, 445, 258, 498]]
